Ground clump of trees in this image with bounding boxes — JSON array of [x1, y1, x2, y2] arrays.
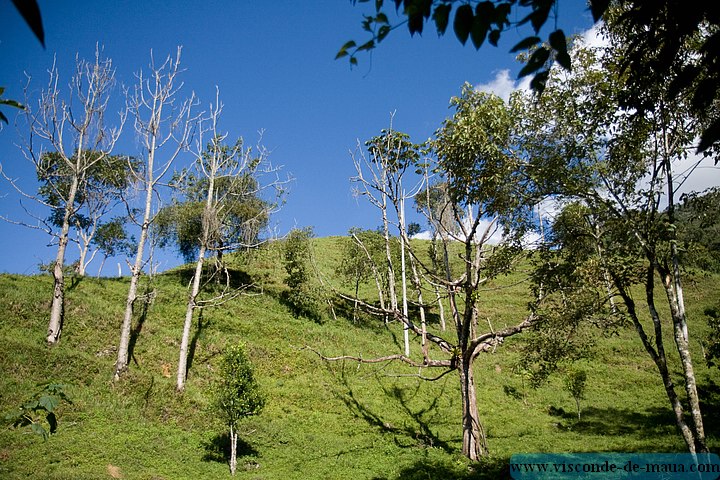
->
[[282, 227, 325, 322]]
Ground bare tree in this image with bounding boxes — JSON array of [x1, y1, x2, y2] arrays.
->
[[1, 49, 123, 345], [114, 48, 197, 381]]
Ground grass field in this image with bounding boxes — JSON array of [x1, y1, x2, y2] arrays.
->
[[1, 237, 719, 479]]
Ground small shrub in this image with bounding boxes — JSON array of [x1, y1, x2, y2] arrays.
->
[[564, 369, 587, 420], [5, 382, 72, 440], [214, 344, 264, 476]]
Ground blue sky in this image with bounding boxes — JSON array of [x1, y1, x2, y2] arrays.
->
[[0, 1, 598, 275]]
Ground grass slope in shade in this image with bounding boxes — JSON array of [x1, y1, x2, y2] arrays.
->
[[0, 237, 718, 479]]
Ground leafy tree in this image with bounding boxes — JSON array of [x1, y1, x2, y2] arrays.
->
[[213, 344, 264, 476], [675, 188, 720, 273], [92, 216, 136, 277], [336, 228, 383, 321], [2, 49, 123, 345], [704, 307, 720, 370], [521, 33, 710, 452], [170, 94, 283, 392], [37, 151, 137, 276], [330, 88, 543, 461], [282, 227, 324, 322], [564, 368, 587, 420], [406, 221, 421, 237]]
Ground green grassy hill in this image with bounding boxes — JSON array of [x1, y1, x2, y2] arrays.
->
[[1, 237, 719, 479]]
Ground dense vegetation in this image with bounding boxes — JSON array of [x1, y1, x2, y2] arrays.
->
[[1, 237, 719, 479]]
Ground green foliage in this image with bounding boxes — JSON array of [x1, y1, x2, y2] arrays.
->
[[10, 0, 45, 47], [0, 86, 25, 125], [336, 228, 376, 288], [343, 0, 583, 95], [435, 84, 533, 241], [282, 227, 324, 321], [676, 188, 720, 273], [156, 139, 270, 263], [37, 151, 137, 229], [5, 382, 72, 440], [92, 216, 136, 259], [564, 368, 587, 420], [704, 306, 720, 370], [213, 344, 264, 430], [407, 222, 421, 237]]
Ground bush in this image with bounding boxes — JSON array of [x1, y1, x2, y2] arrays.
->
[[214, 344, 264, 475]]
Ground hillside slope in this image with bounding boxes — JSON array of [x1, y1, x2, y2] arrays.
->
[[1, 237, 719, 479]]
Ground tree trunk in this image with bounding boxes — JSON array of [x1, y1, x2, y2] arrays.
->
[[47, 175, 80, 345], [662, 271, 707, 452], [176, 245, 206, 392], [115, 160, 154, 380], [229, 424, 238, 476], [459, 355, 487, 461]]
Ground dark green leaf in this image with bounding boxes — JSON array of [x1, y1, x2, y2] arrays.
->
[[46, 412, 57, 434], [548, 29, 567, 53], [38, 395, 59, 413], [697, 118, 720, 154], [375, 0, 383, 12], [432, 4, 451, 35], [518, 46, 549, 77], [510, 36, 541, 53], [493, 2, 512, 26], [488, 29, 501, 47], [11, 0, 44, 47], [453, 4, 474, 46], [0, 112, 7, 124], [30, 423, 48, 439], [408, 13, 424, 35], [376, 12, 389, 24], [0, 87, 5, 95], [530, 3, 552, 33], [377, 25, 391, 42], [589, 0, 609, 22], [470, 17, 489, 49], [350, 57, 358, 66], [549, 29, 571, 70], [0, 99, 25, 109], [529, 70, 550, 93], [358, 40, 375, 52]]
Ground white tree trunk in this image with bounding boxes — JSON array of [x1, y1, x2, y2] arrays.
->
[[47, 175, 80, 345], [115, 159, 154, 380], [176, 245, 206, 392], [229, 424, 238, 476]]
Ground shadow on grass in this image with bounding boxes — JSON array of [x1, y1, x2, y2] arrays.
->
[[371, 454, 511, 480], [547, 404, 681, 438], [128, 286, 153, 365], [699, 378, 720, 438], [169, 264, 256, 293], [200, 432, 259, 464], [333, 365, 455, 454], [186, 309, 205, 374]]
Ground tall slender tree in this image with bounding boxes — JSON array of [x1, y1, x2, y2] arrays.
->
[[172, 91, 283, 392], [522, 34, 711, 453], [114, 48, 197, 381]]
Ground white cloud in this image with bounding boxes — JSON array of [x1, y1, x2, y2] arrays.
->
[[580, 23, 609, 50], [474, 69, 531, 102]]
